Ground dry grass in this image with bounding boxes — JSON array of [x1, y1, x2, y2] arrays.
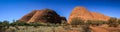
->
[[5, 25, 90, 32]]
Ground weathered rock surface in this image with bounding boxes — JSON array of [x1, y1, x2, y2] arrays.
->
[[19, 9, 66, 23], [68, 6, 110, 23]]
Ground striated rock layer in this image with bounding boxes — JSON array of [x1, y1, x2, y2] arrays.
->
[[19, 9, 66, 23], [68, 6, 110, 23]]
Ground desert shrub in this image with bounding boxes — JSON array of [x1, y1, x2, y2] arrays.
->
[[28, 22, 45, 27], [0, 20, 10, 32], [1, 20, 10, 27], [10, 21, 29, 26], [107, 17, 119, 27], [70, 18, 84, 25], [0, 20, 10, 29], [82, 25, 91, 32], [33, 22, 43, 27], [94, 20, 106, 26], [118, 19, 120, 24], [45, 23, 61, 27], [86, 20, 106, 26], [70, 18, 84, 27], [96, 20, 106, 24], [61, 20, 68, 26], [85, 20, 93, 25]]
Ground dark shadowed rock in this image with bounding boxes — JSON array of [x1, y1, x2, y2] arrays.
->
[[60, 16, 67, 21], [19, 9, 66, 23]]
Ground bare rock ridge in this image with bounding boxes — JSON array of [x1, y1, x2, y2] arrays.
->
[[19, 9, 66, 23], [68, 6, 110, 23]]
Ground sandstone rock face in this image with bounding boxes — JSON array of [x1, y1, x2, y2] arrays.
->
[[68, 6, 110, 23], [19, 9, 66, 23]]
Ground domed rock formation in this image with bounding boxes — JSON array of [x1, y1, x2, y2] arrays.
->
[[19, 9, 66, 23], [68, 6, 110, 23]]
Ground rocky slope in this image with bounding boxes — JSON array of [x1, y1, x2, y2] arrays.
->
[[19, 9, 66, 23], [68, 6, 110, 23]]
